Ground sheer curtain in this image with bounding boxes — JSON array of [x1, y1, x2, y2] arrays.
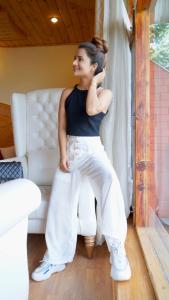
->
[[94, 0, 133, 243], [155, 0, 169, 23]]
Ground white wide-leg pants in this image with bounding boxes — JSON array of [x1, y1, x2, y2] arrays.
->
[[44, 135, 127, 264]]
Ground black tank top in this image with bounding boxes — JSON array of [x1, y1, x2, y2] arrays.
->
[[65, 84, 107, 136]]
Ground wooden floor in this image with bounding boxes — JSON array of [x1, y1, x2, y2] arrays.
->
[[28, 214, 156, 300]]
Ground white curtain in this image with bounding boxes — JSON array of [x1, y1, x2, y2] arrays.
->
[[155, 0, 169, 23], [95, 0, 133, 244]]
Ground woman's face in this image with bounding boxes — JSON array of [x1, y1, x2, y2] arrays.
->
[[72, 48, 96, 78]]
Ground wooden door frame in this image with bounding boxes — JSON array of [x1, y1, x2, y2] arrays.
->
[[133, 1, 169, 298], [134, 0, 158, 227]]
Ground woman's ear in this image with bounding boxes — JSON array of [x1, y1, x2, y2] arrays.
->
[[92, 63, 98, 72]]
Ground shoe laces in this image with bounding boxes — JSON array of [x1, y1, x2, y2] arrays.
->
[[39, 260, 53, 271], [111, 240, 125, 259]]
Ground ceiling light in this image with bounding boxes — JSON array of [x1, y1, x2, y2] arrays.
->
[[50, 17, 58, 24]]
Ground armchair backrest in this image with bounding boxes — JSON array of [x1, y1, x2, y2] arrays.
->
[[11, 88, 64, 185]]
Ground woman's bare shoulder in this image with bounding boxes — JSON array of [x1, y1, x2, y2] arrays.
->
[[100, 87, 112, 94], [60, 87, 74, 103], [62, 87, 74, 96], [97, 87, 113, 98]]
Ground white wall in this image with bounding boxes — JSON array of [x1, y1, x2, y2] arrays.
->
[[0, 44, 78, 104]]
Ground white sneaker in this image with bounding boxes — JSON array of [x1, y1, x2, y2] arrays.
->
[[110, 240, 131, 281], [31, 260, 65, 281]]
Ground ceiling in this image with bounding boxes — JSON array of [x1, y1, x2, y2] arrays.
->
[[0, 0, 95, 47]]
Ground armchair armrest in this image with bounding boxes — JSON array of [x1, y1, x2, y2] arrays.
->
[[1, 156, 28, 178], [0, 178, 41, 236]]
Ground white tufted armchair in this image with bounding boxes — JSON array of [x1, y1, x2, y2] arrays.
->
[[0, 178, 41, 300], [10, 88, 97, 257]]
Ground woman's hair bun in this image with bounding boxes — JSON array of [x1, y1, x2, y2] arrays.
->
[[91, 36, 109, 54]]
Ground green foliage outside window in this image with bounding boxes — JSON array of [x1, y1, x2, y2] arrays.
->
[[149, 23, 169, 71]]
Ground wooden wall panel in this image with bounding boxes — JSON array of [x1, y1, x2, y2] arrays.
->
[[0, 103, 13, 147]]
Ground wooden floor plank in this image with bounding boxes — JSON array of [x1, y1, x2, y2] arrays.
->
[[136, 227, 169, 300], [28, 214, 156, 300], [114, 217, 156, 300]]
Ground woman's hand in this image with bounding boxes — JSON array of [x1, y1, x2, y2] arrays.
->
[[60, 156, 70, 172], [91, 68, 106, 86]]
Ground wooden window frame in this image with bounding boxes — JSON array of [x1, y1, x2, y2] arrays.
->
[[133, 0, 169, 298]]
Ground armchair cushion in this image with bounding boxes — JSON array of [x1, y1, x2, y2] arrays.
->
[[29, 186, 51, 219], [0, 178, 41, 236], [28, 148, 59, 185]]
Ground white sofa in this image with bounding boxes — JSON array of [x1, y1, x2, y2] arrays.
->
[[10, 88, 97, 255], [0, 178, 41, 300]]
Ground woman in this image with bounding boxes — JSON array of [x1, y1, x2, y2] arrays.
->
[[32, 36, 132, 282]]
